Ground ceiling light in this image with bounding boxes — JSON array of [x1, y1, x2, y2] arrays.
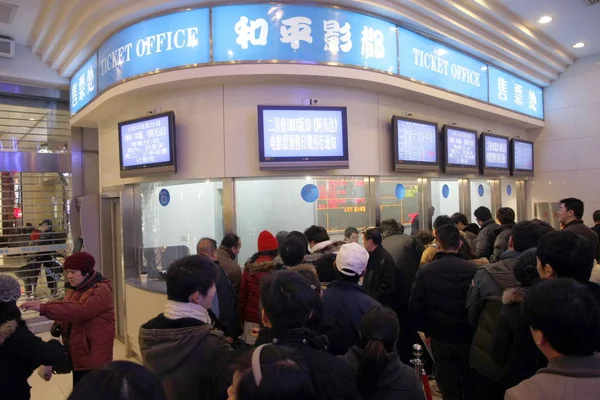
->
[[538, 16, 553, 24], [573, 42, 585, 48]]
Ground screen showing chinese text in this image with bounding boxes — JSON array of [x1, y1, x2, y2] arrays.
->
[[120, 115, 172, 167], [261, 109, 345, 158], [514, 141, 533, 171], [447, 128, 477, 166], [484, 135, 508, 169], [396, 120, 437, 163]]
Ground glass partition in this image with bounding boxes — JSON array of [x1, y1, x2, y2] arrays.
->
[[380, 178, 420, 234], [235, 177, 372, 262], [501, 179, 518, 219], [431, 179, 460, 225], [470, 179, 492, 216]]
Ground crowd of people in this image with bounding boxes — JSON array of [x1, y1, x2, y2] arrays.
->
[[2, 197, 600, 400]]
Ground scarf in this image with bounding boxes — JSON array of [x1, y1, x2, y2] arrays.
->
[[164, 300, 211, 323]]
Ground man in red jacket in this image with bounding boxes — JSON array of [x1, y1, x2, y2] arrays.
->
[[21, 252, 115, 387]]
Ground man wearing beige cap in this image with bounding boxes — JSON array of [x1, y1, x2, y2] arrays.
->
[[322, 242, 380, 355]]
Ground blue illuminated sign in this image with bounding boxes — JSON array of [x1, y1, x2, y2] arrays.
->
[[212, 4, 398, 73], [513, 141, 533, 171], [97, 9, 210, 92], [398, 28, 488, 101], [120, 115, 173, 167], [488, 67, 543, 119], [396, 119, 437, 163], [484, 135, 509, 169], [70, 54, 97, 115], [447, 128, 477, 166]]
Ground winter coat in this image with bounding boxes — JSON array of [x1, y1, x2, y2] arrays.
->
[[40, 272, 115, 371], [381, 233, 424, 289], [322, 280, 380, 355], [238, 258, 277, 324], [341, 346, 425, 400], [505, 355, 600, 400], [363, 246, 406, 314], [215, 246, 242, 298], [564, 219, 600, 260], [305, 240, 345, 283], [139, 314, 232, 400], [473, 219, 500, 259], [256, 327, 362, 400], [421, 233, 488, 266], [213, 263, 242, 339], [409, 252, 477, 344], [462, 230, 477, 250], [491, 223, 515, 262], [0, 319, 68, 400], [492, 287, 547, 390]]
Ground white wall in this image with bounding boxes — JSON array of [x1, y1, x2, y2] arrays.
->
[[0, 44, 68, 88], [470, 179, 492, 214], [530, 53, 600, 225]]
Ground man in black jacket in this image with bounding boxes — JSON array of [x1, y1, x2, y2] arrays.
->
[[473, 206, 500, 259], [257, 270, 362, 400], [410, 225, 478, 400], [557, 198, 600, 260], [380, 218, 424, 289], [491, 207, 515, 262]]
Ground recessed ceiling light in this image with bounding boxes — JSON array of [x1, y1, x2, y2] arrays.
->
[[573, 42, 585, 48], [538, 16, 553, 24]]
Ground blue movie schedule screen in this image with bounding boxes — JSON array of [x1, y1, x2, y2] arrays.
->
[[396, 120, 437, 163], [514, 141, 533, 170], [262, 109, 345, 158], [447, 129, 476, 166], [120, 116, 172, 167], [484, 136, 508, 169]]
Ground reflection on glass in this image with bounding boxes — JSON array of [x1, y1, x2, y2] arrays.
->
[[501, 179, 518, 220], [470, 179, 492, 215], [380, 178, 420, 234], [431, 179, 460, 223]]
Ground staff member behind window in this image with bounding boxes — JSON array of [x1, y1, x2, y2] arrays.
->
[[21, 252, 115, 387]]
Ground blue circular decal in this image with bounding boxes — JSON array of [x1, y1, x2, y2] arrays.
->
[[395, 184, 406, 200], [507, 185, 512, 196], [478, 184, 485, 197], [442, 184, 450, 199], [301, 184, 319, 203], [158, 189, 170, 207]]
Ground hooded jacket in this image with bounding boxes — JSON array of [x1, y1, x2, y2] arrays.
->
[[40, 271, 115, 371], [238, 258, 277, 324], [0, 319, 68, 400], [304, 240, 345, 283], [491, 223, 515, 262], [139, 314, 231, 400], [474, 219, 500, 259], [492, 287, 547, 389], [341, 346, 425, 400]]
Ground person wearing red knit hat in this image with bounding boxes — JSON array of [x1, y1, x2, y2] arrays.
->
[[21, 252, 115, 388], [238, 231, 279, 344]]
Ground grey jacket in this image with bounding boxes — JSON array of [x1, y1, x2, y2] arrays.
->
[[382, 233, 425, 288], [505, 354, 600, 400], [491, 223, 514, 263], [473, 220, 500, 259], [215, 246, 242, 297]]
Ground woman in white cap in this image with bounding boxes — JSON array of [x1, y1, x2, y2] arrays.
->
[[0, 275, 68, 400]]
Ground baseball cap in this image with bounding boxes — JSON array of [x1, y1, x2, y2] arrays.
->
[[335, 243, 369, 277]]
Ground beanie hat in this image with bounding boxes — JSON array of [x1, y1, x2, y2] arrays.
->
[[514, 247, 540, 287], [257, 231, 279, 253], [0, 275, 21, 303], [276, 231, 290, 251], [336, 243, 370, 277], [64, 252, 96, 274]]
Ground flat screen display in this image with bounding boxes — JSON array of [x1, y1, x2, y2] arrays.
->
[[118, 111, 176, 176], [258, 106, 349, 170], [446, 128, 477, 167], [396, 119, 437, 163], [482, 134, 509, 170], [513, 140, 533, 171]]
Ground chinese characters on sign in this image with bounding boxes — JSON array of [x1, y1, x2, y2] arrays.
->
[[484, 135, 508, 169], [513, 141, 533, 171], [447, 129, 477, 166], [70, 54, 97, 115], [120, 115, 172, 167], [396, 120, 437, 163], [488, 67, 543, 119]]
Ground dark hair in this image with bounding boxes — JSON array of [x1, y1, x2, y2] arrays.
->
[[511, 221, 540, 253], [497, 207, 516, 225], [260, 271, 315, 330], [166, 255, 218, 302], [450, 213, 469, 226], [280, 237, 309, 267], [304, 225, 330, 245], [357, 307, 400, 397], [415, 230, 434, 247], [233, 345, 316, 400], [287, 231, 310, 254], [291, 265, 323, 324], [221, 233, 241, 249], [0, 302, 22, 325], [379, 219, 403, 237], [523, 279, 600, 357], [67, 361, 166, 400], [457, 235, 476, 260], [560, 198, 584, 219], [594, 210, 600, 223], [463, 223, 480, 236], [474, 206, 493, 222], [513, 248, 540, 287], [436, 225, 461, 251], [363, 228, 383, 246], [530, 219, 555, 240], [196, 237, 217, 256], [433, 215, 454, 230], [537, 231, 595, 281], [344, 226, 359, 239]]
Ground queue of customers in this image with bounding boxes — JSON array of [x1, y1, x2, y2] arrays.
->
[[2, 197, 600, 400]]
